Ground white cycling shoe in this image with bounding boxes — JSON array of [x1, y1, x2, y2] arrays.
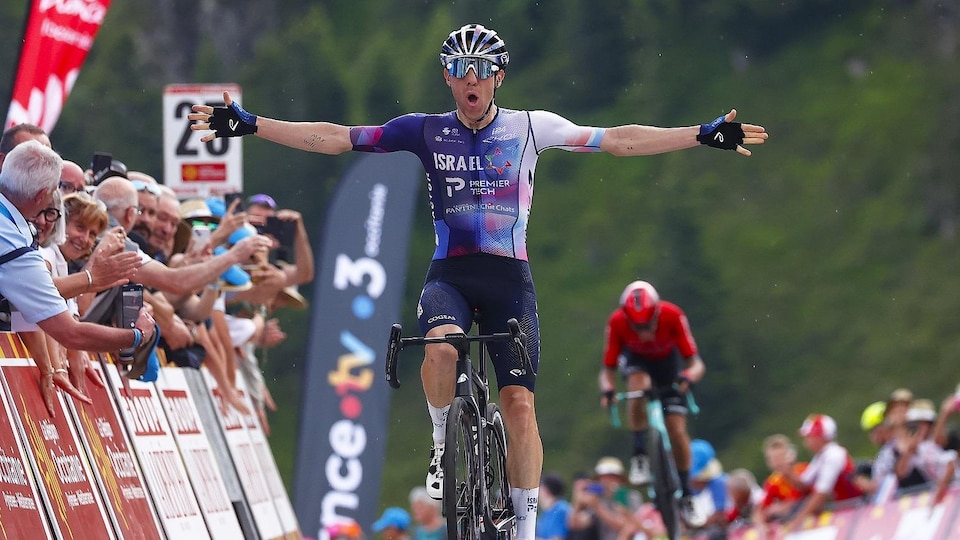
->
[[629, 454, 653, 485], [426, 445, 444, 500], [679, 495, 706, 528]]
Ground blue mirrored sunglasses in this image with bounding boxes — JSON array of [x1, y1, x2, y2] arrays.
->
[[131, 180, 161, 197], [446, 57, 499, 80]]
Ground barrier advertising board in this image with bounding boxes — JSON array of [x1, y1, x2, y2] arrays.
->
[[67, 360, 163, 539], [0, 357, 51, 539], [1, 358, 115, 539], [203, 368, 285, 539], [0, 333, 301, 539], [234, 370, 302, 538], [155, 367, 244, 539], [105, 365, 210, 538]]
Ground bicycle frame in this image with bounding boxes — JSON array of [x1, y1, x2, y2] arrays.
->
[[611, 389, 672, 450]]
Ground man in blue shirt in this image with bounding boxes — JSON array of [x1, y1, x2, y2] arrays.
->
[[0, 140, 156, 413], [536, 473, 570, 540]]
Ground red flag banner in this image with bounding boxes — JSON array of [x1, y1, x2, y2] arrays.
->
[[4, 0, 111, 131]]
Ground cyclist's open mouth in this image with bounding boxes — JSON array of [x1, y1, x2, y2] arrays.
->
[[466, 92, 479, 105]]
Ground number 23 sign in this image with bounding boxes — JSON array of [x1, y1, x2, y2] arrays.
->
[[162, 83, 243, 198]]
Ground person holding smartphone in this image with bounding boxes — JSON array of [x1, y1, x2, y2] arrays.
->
[[0, 141, 156, 415], [244, 193, 314, 287]]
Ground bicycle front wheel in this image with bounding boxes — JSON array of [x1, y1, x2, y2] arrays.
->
[[648, 428, 681, 540], [483, 403, 515, 540], [444, 397, 482, 540]]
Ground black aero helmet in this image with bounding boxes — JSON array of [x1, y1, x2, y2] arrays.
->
[[439, 24, 510, 69]]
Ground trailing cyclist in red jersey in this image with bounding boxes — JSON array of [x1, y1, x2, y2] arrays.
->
[[603, 301, 698, 369]]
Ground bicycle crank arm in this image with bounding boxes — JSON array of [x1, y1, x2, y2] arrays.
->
[[482, 514, 516, 540]]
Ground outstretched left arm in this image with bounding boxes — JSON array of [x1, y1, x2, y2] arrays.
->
[[601, 109, 768, 157]]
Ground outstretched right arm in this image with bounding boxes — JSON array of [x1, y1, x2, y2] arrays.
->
[[190, 91, 352, 155]]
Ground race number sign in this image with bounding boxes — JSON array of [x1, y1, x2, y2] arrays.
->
[[163, 83, 243, 198]]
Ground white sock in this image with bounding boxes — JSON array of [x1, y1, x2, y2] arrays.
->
[[427, 402, 449, 447], [510, 487, 538, 540]]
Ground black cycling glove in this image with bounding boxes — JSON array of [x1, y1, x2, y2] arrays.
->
[[208, 101, 258, 138], [696, 114, 743, 150]]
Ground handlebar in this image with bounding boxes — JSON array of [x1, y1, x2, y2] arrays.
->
[[608, 390, 653, 429], [385, 317, 533, 389], [607, 386, 700, 428]]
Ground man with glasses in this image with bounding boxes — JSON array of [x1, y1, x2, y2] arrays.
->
[[0, 140, 156, 412], [189, 23, 765, 535], [598, 280, 705, 523], [59, 160, 88, 194], [127, 172, 162, 250]]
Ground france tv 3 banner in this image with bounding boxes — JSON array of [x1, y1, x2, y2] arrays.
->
[[5, 0, 111, 131]]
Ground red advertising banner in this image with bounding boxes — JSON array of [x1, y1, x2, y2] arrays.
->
[[155, 367, 244, 539], [68, 361, 162, 539], [234, 372, 302, 539], [202, 368, 285, 540], [0, 358, 115, 540], [4, 0, 111, 131], [105, 365, 211, 539], [0, 359, 51, 540]]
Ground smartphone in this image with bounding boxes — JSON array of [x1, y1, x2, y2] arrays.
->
[[116, 283, 144, 361], [191, 224, 212, 250], [585, 482, 605, 495], [224, 191, 244, 212], [261, 216, 296, 246]]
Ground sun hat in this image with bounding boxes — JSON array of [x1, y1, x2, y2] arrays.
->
[[690, 439, 723, 481], [888, 388, 914, 405], [906, 398, 937, 423], [593, 456, 626, 479], [371, 507, 411, 532], [179, 198, 218, 223]]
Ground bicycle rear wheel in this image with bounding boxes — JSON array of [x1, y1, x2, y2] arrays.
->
[[444, 397, 482, 540], [483, 403, 515, 540], [648, 428, 681, 540]]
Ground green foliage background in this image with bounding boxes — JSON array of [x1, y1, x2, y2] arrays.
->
[[3, 0, 960, 512]]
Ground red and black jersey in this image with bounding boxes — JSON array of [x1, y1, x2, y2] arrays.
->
[[602, 301, 698, 368]]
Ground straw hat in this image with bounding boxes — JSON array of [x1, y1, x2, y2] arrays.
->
[[179, 198, 219, 223], [906, 398, 937, 423], [275, 285, 308, 310], [593, 456, 627, 480]]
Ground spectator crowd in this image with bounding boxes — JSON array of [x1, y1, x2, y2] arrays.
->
[[520, 386, 960, 540], [0, 122, 315, 432]]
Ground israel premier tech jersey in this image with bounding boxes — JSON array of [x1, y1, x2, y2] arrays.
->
[[350, 108, 605, 261]]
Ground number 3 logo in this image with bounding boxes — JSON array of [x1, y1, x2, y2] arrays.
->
[[333, 254, 386, 299]]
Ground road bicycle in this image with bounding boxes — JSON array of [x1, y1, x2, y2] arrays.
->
[[609, 388, 684, 540], [386, 318, 533, 540]]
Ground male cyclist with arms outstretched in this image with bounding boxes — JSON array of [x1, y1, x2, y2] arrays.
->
[[191, 24, 766, 538], [599, 280, 706, 523]]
